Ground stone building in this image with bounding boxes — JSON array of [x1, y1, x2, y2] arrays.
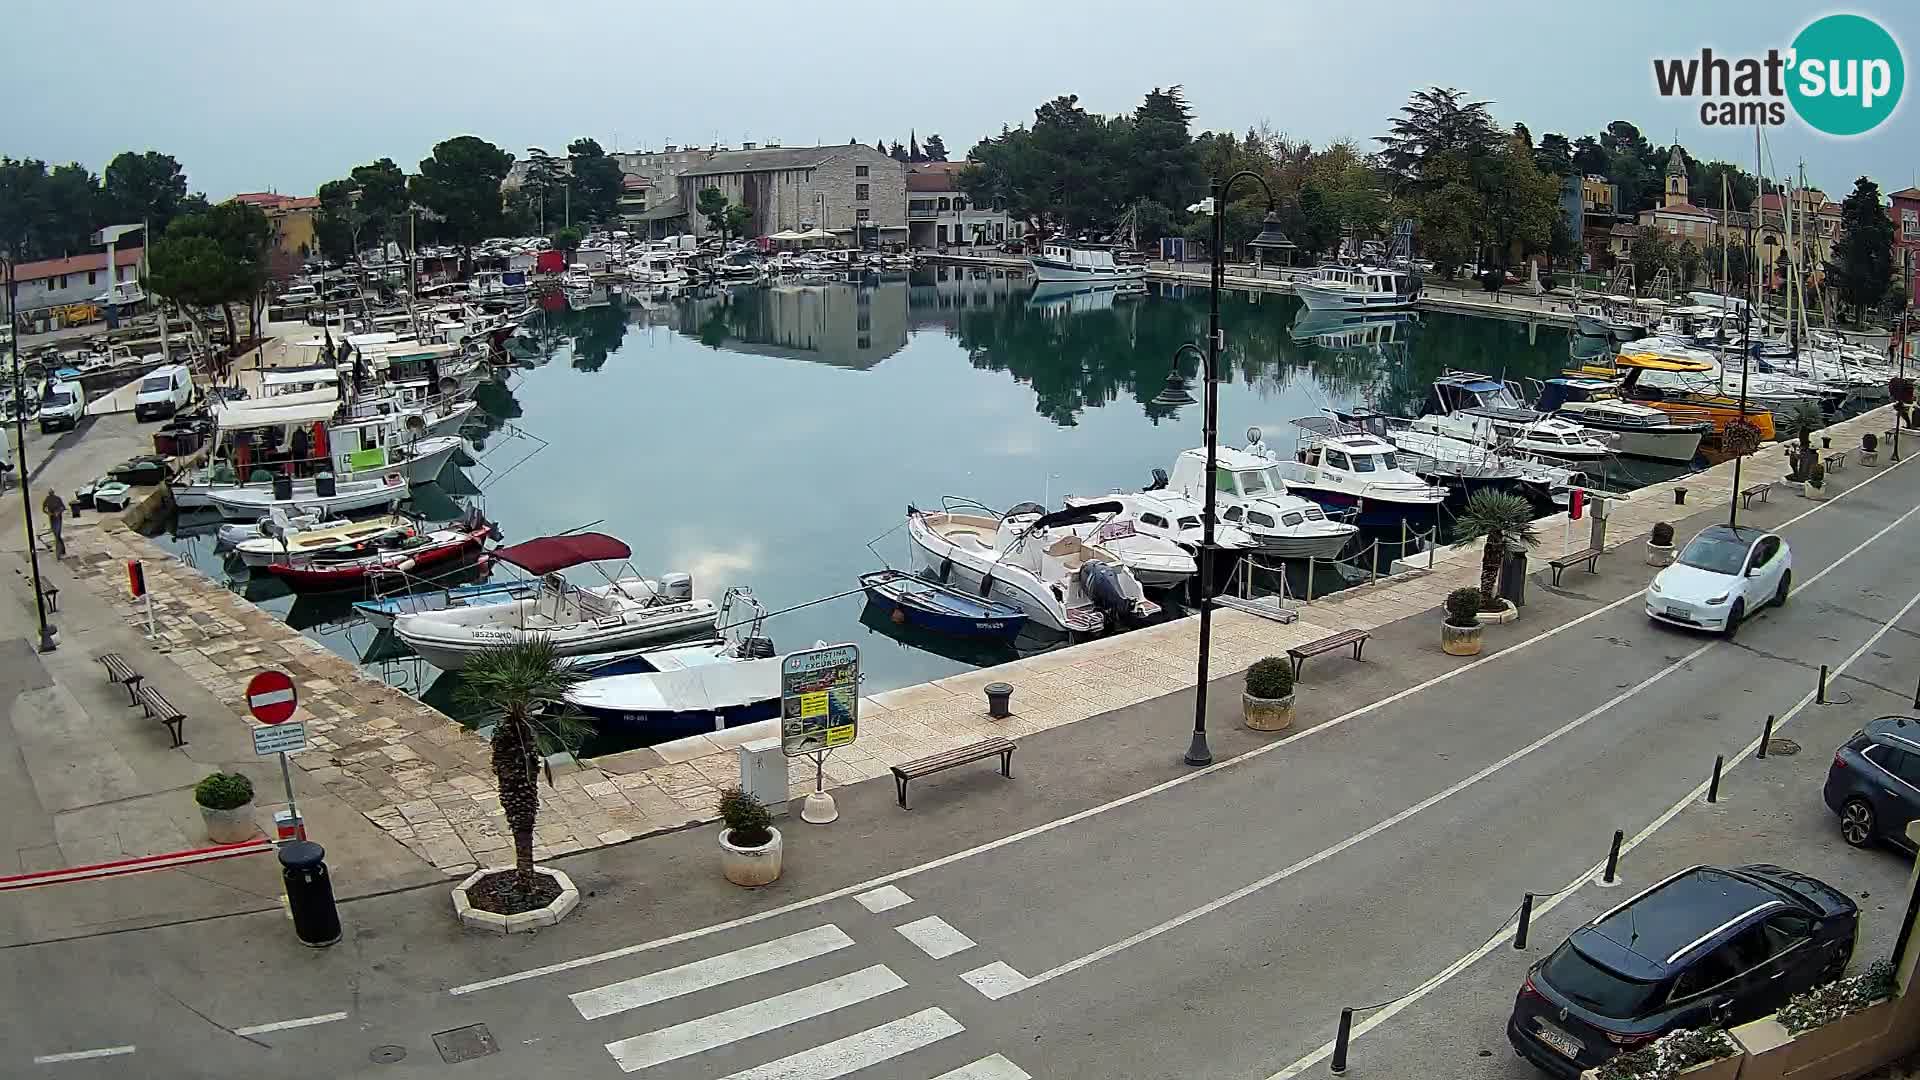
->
[[676, 143, 906, 246]]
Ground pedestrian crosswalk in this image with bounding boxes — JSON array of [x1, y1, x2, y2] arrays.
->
[[563, 897, 1031, 1077]]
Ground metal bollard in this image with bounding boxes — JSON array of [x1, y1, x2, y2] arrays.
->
[[1707, 755, 1724, 803], [279, 840, 341, 947], [1759, 714, 1775, 758], [1675, 486, 1687, 505], [1602, 829, 1624, 885], [1912, 678, 1919, 710], [1515, 893, 1534, 950], [1330, 1007, 1354, 1075], [1818, 664, 1829, 704]]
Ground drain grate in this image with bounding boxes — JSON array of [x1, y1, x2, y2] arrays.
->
[[433, 1024, 499, 1064], [369, 1045, 407, 1064]]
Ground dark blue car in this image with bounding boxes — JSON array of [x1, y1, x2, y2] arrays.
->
[[1824, 715, 1920, 851]]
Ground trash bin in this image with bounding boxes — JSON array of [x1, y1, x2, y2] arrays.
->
[[272, 473, 294, 501], [1498, 546, 1528, 608], [314, 472, 336, 498], [279, 840, 341, 947]]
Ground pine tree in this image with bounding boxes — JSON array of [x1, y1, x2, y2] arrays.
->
[[922, 133, 948, 162], [876, 139, 887, 154], [1828, 176, 1894, 325], [909, 131, 925, 163], [888, 141, 909, 163]]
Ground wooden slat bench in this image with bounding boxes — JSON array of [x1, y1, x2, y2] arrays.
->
[[1739, 482, 1772, 509], [1825, 450, 1848, 473], [97, 652, 143, 705], [892, 737, 1014, 809], [1286, 628, 1371, 680], [1548, 548, 1602, 586], [136, 685, 187, 748]]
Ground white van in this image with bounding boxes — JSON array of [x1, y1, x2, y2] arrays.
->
[[133, 364, 193, 421], [37, 380, 86, 433]]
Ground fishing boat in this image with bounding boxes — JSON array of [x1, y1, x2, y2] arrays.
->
[[1153, 456, 1357, 560], [1293, 264, 1419, 312], [1529, 377, 1709, 463], [859, 569, 1029, 641], [205, 473, 410, 522], [260, 523, 490, 593], [232, 512, 415, 568], [1026, 242, 1147, 284], [905, 500, 1158, 634], [351, 578, 541, 631], [391, 532, 719, 669], [1258, 420, 1450, 529]]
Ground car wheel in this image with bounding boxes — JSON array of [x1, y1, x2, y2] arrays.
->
[[1774, 570, 1791, 607], [1840, 797, 1876, 847], [1724, 600, 1745, 639]]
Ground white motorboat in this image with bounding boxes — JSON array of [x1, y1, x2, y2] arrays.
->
[[1338, 410, 1584, 506], [206, 473, 409, 521], [1051, 504, 1198, 589], [175, 402, 464, 510], [1064, 489, 1260, 558], [1416, 372, 1614, 462], [1620, 339, 1828, 414], [905, 500, 1159, 634], [1294, 264, 1419, 312], [1531, 377, 1708, 463], [232, 512, 416, 568], [1158, 453, 1358, 560], [391, 532, 719, 669], [1256, 421, 1450, 529], [627, 252, 690, 290], [1026, 242, 1147, 284]]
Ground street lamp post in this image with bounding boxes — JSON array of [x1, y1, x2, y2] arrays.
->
[[5, 259, 59, 651], [1152, 172, 1287, 767]]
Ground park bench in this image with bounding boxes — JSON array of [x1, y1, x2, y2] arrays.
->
[[1825, 450, 1848, 473], [136, 685, 187, 748], [892, 737, 1015, 809], [1739, 482, 1772, 509], [1548, 548, 1602, 586], [1286, 628, 1371, 680], [97, 652, 143, 705]]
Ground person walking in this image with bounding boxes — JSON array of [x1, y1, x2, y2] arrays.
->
[[42, 488, 66, 558]]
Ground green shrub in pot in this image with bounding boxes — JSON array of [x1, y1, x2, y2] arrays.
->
[[1244, 657, 1295, 700], [194, 772, 254, 810]]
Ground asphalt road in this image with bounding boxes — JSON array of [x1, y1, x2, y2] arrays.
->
[[4, 458, 1918, 1079]]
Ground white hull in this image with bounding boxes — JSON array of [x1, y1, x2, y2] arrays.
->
[[206, 477, 410, 521], [175, 436, 463, 510], [1026, 260, 1147, 284], [1295, 281, 1416, 312], [1588, 426, 1703, 463], [395, 597, 720, 670], [1251, 531, 1354, 561], [906, 512, 1111, 633]]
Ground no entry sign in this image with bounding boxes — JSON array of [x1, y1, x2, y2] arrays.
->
[[246, 670, 298, 725]]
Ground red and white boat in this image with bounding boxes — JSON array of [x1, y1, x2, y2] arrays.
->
[[261, 525, 491, 593]]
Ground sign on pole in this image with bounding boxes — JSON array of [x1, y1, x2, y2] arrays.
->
[[246, 670, 299, 725], [244, 670, 305, 841], [252, 722, 308, 756], [780, 644, 859, 757]]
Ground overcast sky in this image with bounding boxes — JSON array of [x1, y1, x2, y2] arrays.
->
[[4, 1, 1912, 201]]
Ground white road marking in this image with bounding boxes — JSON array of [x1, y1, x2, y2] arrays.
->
[[571, 925, 854, 1020], [232, 1011, 349, 1036], [933, 1054, 1035, 1080], [960, 961, 1033, 1000], [895, 915, 976, 959], [712, 1007, 962, 1080], [1265, 552, 1920, 1079], [446, 449, 1913, 998], [604, 964, 905, 1073], [854, 885, 914, 913], [32, 1046, 136, 1064]]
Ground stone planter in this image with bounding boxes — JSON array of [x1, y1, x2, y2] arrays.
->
[[1476, 599, 1518, 625], [1859, 449, 1879, 467], [452, 865, 580, 933], [1579, 1053, 1743, 1080], [720, 826, 783, 887], [1731, 997, 1901, 1078], [1242, 691, 1295, 732], [1803, 481, 1830, 501], [1646, 541, 1675, 567], [1441, 621, 1483, 656], [199, 800, 257, 844]]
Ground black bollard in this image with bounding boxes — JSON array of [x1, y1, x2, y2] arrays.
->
[[1759, 714, 1776, 758], [1675, 487, 1687, 505], [1602, 829, 1624, 885], [1708, 755, 1724, 803], [1912, 677, 1919, 711], [1330, 1008, 1354, 1075], [1515, 893, 1535, 950], [1818, 664, 1829, 705], [280, 840, 341, 947]]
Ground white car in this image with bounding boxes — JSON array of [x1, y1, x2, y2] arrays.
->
[[1646, 524, 1791, 636]]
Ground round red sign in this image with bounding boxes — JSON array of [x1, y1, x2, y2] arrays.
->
[[246, 670, 299, 725]]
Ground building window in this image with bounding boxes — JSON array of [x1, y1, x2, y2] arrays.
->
[[855, 165, 869, 177], [56, 275, 66, 289], [937, 198, 950, 212], [856, 209, 871, 222], [954, 198, 967, 212], [856, 184, 869, 201], [87, 271, 97, 285]]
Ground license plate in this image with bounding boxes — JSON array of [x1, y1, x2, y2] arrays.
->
[[1665, 604, 1690, 619], [1534, 1021, 1583, 1058]]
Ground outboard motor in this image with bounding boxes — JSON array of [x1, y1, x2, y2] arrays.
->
[[739, 636, 777, 659], [1080, 560, 1134, 619], [659, 572, 693, 603], [1144, 468, 1169, 492]]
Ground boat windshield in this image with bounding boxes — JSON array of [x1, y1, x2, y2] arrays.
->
[[1176, 516, 1202, 530], [1262, 467, 1287, 491], [1351, 454, 1377, 472], [1237, 469, 1270, 495]]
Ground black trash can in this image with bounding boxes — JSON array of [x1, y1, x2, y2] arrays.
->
[[272, 473, 294, 501], [279, 840, 342, 947], [1497, 546, 1528, 608], [314, 472, 336, 498]]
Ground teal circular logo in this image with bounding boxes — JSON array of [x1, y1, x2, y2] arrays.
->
[[1788, 14, 1904, 136]]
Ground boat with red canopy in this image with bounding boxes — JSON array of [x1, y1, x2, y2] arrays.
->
[[390, 531, 718, 669]]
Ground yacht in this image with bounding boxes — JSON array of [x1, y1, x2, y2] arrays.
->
[[1156, 452, 1358, 560], [1530, 377, 1708, 463], [1337, 409, 1582, 509], [1293, 264, 1419, 312], [1412, 371, 1614, 462], [1026, 242, 1147, 284], [1256, 421, 1449, 528]]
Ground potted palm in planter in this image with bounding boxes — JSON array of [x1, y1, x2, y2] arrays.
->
[[1441, 587, 1485, 655], [195, 772, 256, 843], [1776, 400, 1824, 482], [718, 787, 782, 886], [1242, 656, 1295, 732], [1859, 431, 1879, 467], [1646, 521, 1676, 566], [1803, 460, 1829, 500], [1452, 490, 1539, 623]]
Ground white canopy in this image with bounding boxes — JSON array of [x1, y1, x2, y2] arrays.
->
[[262, 367, 339, 387], [769, 229, 807, 242], [213, 396, 337, 431]]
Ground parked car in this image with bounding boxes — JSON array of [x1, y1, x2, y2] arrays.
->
[[1823, 715, 1920, 851], [37, 379, 86, 433], [133, 363, 194, 421], [1646, 524, 1791, 637], [1508, 863, 1856, 1078]]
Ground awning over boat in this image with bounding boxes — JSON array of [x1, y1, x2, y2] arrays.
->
[[1615, 352, 1716, 373], [213, 397, 339, 431], [494, 532, 631, 574]]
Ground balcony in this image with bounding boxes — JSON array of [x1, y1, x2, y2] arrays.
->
[[908, 208, 938, 221]]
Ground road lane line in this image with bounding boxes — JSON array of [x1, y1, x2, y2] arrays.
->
[[933, 1053, 1035, 1079], [712, 1007, 963, 1080], [447, 450, 1914, 998], [895, 915, 976, 959], [572, 925, 854, 1020], [32, 1046, 136, 1064], [1265, 563, 1920, 1079], [604, 964, 905, 1073], [232, 1011, 349, 1036]]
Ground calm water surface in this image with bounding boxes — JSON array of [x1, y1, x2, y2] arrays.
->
[[163, 269, 1609, 717]]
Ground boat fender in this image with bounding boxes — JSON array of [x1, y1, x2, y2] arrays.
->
[[978, 572, 995, 598], [397, 558, 417, 572], [936, 556, 953, 584]]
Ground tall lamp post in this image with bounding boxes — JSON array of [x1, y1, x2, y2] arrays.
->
[[4, 259, 59, 651], [1151, 171, 1288, 766]]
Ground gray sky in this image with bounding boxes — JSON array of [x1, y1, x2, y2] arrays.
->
[[5, 1, 1913, 201]]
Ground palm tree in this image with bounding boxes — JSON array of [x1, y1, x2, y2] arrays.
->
[[457, 639, 590, 885], [1775, 400, 1825, 481], [1452, 490, 1541, 611]]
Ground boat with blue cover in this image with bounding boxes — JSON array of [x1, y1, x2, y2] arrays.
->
[[859, 568, 1029, 642], [352, 578, 541, 630]]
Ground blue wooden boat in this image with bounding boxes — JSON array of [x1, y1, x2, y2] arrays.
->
[[860, 569, 1029, 642]]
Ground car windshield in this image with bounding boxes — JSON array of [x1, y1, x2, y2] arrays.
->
[[43, 391, 73, 407], [1542, 942, 1663, 1020], [140, 375, 172, 393], [1677, 531, 1751, 575]]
